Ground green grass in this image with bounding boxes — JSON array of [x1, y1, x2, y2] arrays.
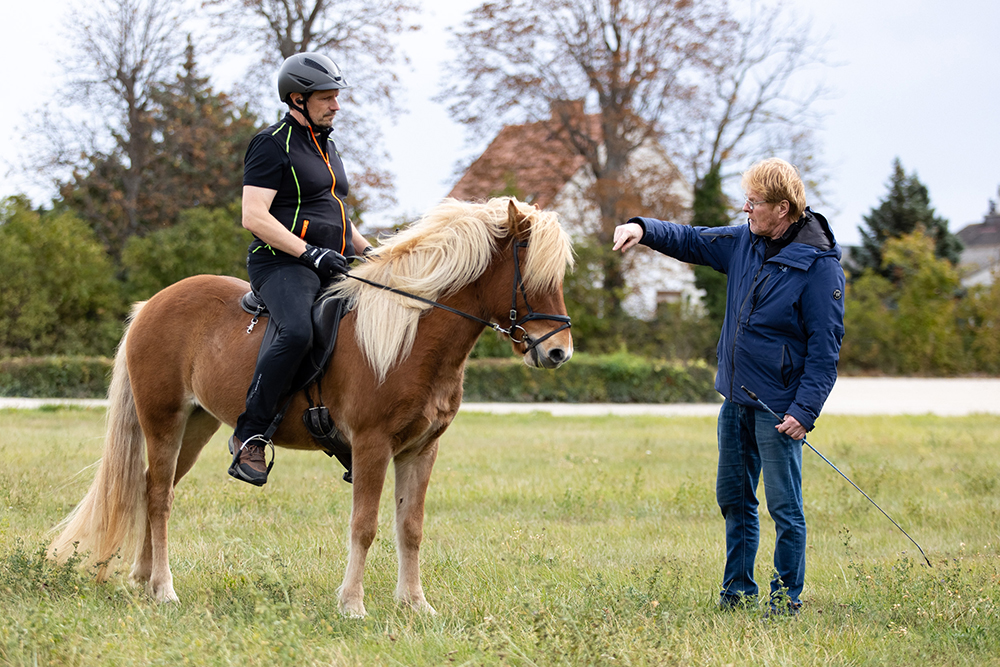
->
[[1, 407, 999, 665]]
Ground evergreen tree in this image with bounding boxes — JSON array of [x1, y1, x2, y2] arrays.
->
[[690, 164, 730, 328], [849, 158, 963, 281], [143, 39, 261, 231], [60, 39, 261, 258]]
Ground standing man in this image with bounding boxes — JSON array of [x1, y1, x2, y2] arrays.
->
[[612, 158, 845, 614], [230, 52, 373, 486]]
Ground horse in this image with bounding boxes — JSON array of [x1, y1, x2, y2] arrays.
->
[[47, 197, 574, 617]]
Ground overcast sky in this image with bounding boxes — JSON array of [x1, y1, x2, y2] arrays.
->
[[2, 0, 998, 246]]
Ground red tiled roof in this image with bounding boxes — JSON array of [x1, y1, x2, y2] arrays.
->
[[447, 116, 601, 208]]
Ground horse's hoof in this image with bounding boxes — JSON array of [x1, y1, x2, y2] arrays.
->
[[147, 582, 180, 604], [414, 601, 438, 615], [398, 595, 437, 614], [339, 600, 367, 618]]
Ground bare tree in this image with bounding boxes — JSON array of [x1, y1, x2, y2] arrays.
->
[[678, 2, 831, 197], [441, 0, 726, 314], [442, 0, 830, 316], [58, 0, 187, 252], [202, 0, 421, 217]]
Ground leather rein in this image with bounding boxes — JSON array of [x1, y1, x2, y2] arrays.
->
[[346, 240, 571, 353]]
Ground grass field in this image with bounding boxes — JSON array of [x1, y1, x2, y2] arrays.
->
[[1, 407, 998, 666]]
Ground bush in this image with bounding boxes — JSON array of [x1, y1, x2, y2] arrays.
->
[[618, 300, 718, 362], [0, 198, 125, 357], [0, 357, 113, 398], [0, 353, 718, 403], [463, 352, 718, 403], [960, 270, 1000, 374], [841, 231, 967, 374], [121, 202, 253, 301]]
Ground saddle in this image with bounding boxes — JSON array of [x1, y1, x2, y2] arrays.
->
[[240, 290, 354, 482]]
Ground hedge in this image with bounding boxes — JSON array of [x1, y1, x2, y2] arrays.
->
[[0, 356, 113, 398], [462, 353, 719, 403], [0, 353, 720, 403]]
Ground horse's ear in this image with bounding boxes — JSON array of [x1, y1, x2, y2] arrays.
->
[[508, 199, 530, 241]]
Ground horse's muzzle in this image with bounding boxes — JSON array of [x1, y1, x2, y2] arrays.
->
[[526, 338, 573, 369]]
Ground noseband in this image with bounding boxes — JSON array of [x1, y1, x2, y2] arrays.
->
[[505, 241, 571, 352], [345, 239, 570, 352]]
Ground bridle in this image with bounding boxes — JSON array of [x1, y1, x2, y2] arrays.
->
[[346, 240, 571, 353]]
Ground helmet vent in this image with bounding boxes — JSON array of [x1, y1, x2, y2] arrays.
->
[[292, 74, 315, 87], [303, 58, 330, 74]]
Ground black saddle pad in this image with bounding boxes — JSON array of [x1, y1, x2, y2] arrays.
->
[[242, 291, 347, 394]]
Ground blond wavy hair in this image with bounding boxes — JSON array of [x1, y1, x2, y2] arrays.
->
[[327, 198, 573, 383]]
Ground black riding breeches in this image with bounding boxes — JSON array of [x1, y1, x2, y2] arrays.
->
[[235, 256, 322, 440]]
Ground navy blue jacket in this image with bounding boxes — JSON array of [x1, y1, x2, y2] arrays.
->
[[633, 210, 845, 431]]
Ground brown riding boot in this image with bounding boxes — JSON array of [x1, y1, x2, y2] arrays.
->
[[227, 435, 271, 486]]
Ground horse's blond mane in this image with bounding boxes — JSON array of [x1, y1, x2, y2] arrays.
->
[[326, 197, 573, 383]]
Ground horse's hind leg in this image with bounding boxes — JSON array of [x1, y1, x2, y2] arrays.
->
[[338, 438, 392, 618], [393, 440, 439, 613], [131, 408, 220, 591]]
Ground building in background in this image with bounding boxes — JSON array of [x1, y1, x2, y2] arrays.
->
[[957, 192, 1000, 287]]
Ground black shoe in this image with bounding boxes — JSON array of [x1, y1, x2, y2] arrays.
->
[[228, 434, 272, 486], [719, 594, 757, 611], [764, 599, 803, 619]]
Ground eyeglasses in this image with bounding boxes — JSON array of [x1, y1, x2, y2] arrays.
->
[[744, 196, 768, 211]]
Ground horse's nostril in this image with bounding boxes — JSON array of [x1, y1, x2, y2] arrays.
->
[[548, 348, 565, 364]]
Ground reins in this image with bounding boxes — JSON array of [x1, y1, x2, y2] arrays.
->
[[345, 240, 570, 352]]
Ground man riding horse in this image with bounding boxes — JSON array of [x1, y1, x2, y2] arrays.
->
[[232, 52, 373, 486]]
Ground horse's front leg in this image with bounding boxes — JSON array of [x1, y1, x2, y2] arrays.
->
[[338, 437, 391, 618], [393, 440, 439, 613]]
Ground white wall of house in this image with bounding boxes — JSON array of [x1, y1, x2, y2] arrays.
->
[[959, 245, 1000, 287]]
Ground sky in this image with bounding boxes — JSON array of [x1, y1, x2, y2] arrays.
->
[[1, 0, 998, 247]]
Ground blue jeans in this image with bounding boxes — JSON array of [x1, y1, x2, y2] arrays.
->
[[716, 399, 805, 605]]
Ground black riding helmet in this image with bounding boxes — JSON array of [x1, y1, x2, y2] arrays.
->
[[278, 53, 350, 131], [277, 53, 350, 103]]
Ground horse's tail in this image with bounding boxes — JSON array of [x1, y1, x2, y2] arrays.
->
[[48, 303, 148, 580]]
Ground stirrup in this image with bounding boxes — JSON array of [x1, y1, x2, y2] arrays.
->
[[227, 434, 275, 485]]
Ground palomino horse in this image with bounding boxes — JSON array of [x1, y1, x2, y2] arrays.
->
[[48, 197, 574, 617]]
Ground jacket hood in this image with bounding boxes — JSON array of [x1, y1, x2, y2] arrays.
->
[[762, 208, 842, 270], [794, 208, 835, 251]]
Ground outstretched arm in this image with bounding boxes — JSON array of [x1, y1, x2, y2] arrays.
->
[[613, 216, 739, 273]]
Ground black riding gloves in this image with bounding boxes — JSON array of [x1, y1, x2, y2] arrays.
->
[[299, 244, 349, 279]]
